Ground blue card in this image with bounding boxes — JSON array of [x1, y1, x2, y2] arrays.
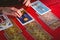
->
[[30, 1, 51, 15], [17, 8, 34, 25]]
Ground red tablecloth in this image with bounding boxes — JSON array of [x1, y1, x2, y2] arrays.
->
[[0, 0, 60, 40]]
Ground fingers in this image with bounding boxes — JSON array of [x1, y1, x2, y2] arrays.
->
[[10, 7, 18, 11], [14, 12, 21, 17], [10, 7, 22, 17], [7, 7, 22, 17], [23, 0, 31, 6], [25, 0, 30, 6], [2, 7, 22, 17], [23, 0, 27, 4], [3, 11, 21, 18], [0, 7, 3, 10], [2, 7, 23, 17], [2, 10, 16, 16], [17, 10, 22, 17]]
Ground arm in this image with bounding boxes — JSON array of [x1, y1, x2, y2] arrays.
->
[[0, 0, 31, 17]]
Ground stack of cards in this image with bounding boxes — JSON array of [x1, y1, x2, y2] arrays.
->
[[25, 21, 52, 40], [30, 1, 60, 30], [0, 14, 13, 31], [39, 12, 60, 29], [4, 19, 25, 40], [17, 8, 52, 40]]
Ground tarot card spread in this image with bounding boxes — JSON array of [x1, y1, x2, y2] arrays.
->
[[25, 21, 52, 40], [4, 20, 25, 40], [16, 8, 52, 40], [30, 1, 60, 29], [17, 8, 34, 25], [0, 15, 13, 31]]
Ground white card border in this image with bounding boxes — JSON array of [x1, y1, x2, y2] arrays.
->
[[17, 8, 34, 25], [30, 1, 51, 15], [0, 15, 13, 31]]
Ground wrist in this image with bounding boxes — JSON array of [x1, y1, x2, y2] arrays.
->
[[18, 0, 24, 4]]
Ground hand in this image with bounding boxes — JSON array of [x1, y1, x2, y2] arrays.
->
[[23, 0, 31, 6], [0, 7, 3, 11], [2, 7, 22, 17]]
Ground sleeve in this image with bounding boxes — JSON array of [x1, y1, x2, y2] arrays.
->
[[0, 0, 24, 6]]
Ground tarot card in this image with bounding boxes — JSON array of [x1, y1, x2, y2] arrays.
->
[[0, 14, 13, 31], [39, 12, 60, 29], [49, 20, 60, 29], [30, 1, 51, 15], [4, 20, 25, 40], [25, 21, 52, 40], [17, 8, 34, 25]]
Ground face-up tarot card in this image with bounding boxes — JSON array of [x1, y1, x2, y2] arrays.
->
[[17, 8, 34, 25], [0, 14, 13, 31], [30, 1, 51, 15]]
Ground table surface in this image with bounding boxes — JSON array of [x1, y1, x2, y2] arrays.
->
[[0, 0, 60, 40]]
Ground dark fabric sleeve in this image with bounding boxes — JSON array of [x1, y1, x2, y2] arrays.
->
[[0, 0, 24, 7]]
